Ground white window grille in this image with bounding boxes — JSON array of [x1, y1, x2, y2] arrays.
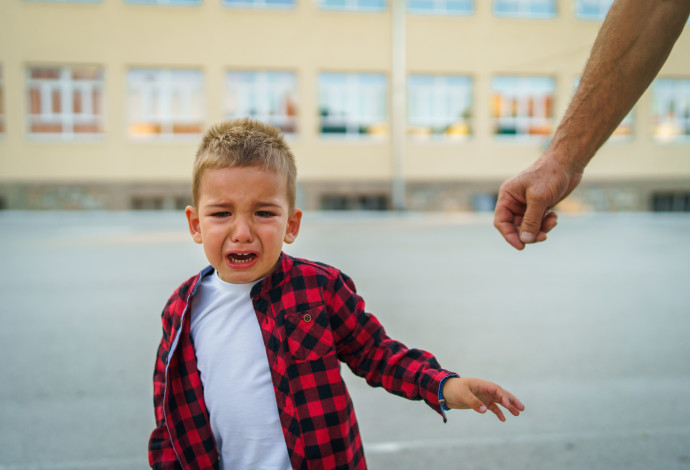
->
[[408, 74, 473, 139], [319, 0, 386, 12], [318, 73, 388, 137], [127, 69, 204, 138], [491, 76, 554, 139], [493, 0, 556, 18], [225, 71, 298, 134], [575, 0, 613, 20], [407, 0, 473, 15], [27, 65, 104, 139]]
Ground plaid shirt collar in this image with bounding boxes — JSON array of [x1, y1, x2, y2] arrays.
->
[[250, 251, 294, 298]]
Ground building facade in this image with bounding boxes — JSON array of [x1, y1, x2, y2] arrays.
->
[[1, 0, 689, 211]]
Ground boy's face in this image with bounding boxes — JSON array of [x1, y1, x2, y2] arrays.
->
[[185, 166, 302, 284]]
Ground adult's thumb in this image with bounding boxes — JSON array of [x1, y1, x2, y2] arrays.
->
[[519, 200, 548, 243]]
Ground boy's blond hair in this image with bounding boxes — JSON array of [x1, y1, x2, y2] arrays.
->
[[192, 118, 297, 209]]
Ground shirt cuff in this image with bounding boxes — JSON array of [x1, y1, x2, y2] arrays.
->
[[438, 374, 458, 412]]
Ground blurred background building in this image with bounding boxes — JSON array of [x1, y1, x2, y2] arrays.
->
[[1, 0, 689, 211]]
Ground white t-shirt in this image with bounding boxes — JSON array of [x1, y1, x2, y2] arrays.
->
[[189, 271, 291, 470]]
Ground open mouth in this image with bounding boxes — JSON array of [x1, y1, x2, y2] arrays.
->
[[227, 252, 257, 264]]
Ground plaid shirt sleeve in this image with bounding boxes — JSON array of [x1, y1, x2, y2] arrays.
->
[[325, 268, 455, 418], [149, 338, 182, 469], [148, 277, 197, 470]]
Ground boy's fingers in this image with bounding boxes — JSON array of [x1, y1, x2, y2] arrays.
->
[[498, 392, 524, 416], [504, 393, 525, 412], [487, 403, 506, 422], [514, 395, 525, 410], [464, 392, 488, 414], [503, 402, 522, 417]]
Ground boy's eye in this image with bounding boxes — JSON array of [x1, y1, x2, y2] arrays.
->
[[256, 211, 275, 218], [211, 211, 231, 218]]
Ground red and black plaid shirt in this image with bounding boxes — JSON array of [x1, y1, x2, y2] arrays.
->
[[149, 253, 455, 469]]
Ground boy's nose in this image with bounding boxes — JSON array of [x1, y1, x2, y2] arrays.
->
[[231, 219, 253, 243]]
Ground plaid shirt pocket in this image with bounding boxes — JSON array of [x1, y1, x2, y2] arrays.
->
[[284, 307, 335, 361]]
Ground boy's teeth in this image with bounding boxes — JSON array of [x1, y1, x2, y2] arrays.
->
[[229, 253, 255, 263]]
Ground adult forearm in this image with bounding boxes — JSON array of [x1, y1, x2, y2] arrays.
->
[[547, 0, 690, 173]]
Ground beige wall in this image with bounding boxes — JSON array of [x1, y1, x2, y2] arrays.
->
[[1, 0, 689, 209]]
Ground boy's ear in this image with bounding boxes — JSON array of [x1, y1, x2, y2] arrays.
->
[[185, 206, 203, 244], [284, 208, 302, 244]]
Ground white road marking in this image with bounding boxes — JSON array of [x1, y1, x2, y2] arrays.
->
[[366, 425, 690, 454]]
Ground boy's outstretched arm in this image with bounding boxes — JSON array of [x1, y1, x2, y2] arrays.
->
[[442, 377, 525, 422]]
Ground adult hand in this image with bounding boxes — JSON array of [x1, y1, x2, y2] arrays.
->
[[442, 377, 524, 422], [494, 155, 582, 250], [492, 0, 689, 251]]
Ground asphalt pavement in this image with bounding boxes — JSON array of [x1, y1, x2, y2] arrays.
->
[[1, 211, 689, 470]]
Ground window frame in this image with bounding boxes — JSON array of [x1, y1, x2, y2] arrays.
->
[[493, 0, 557, 19], [224, 70, 299, 135], [318, 72, 388, 139], [491, 75, 555, 140], [575, 0, 613, 20], [318, 0, 387, 13], [407, 0, 473, 15], [651, 78, 690, 143], [26, 65, 105, 140], [407, 74, 473, 140], [127, 68, 205, 140]]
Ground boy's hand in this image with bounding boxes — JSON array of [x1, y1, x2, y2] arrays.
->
[[442, 377, 525, 422]]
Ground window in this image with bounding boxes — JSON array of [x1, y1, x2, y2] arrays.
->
[[127, 69, 204, 138], [493, 0, 556, 18], [0, 67, 4, 136], [321, 194, 389, 210], [223, 0, 294, 8], [408, 74, 472, 139], [408, 0, 473, 15], [319, 73, 387, 137], [131, 196, 164, 210], [472, 193, 498, 212], [575, 0, 613, 20], [319, 0, 386, 12], [652, 79, 690, 142], [652, 192, 690, 212], [492, 76, 554, 138], [27, 65, 104, 138], [225, 71, 298, 134]]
